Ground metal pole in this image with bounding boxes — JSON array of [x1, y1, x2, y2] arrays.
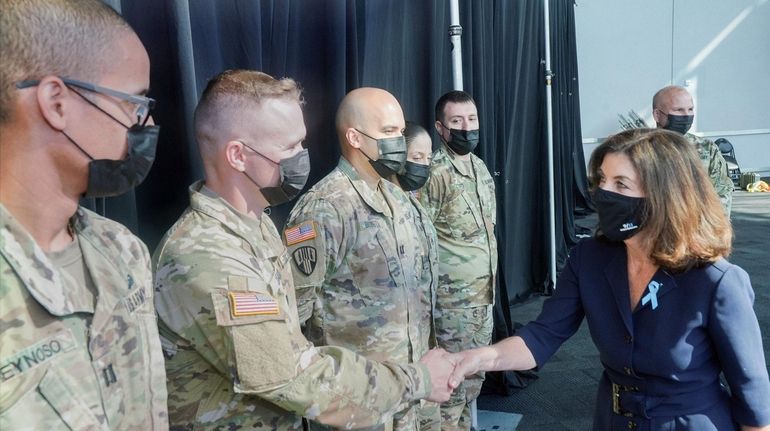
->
[[449, 0, 463, 91], [544, 0, 557, 291], [449, 5, 476, 427], [450, 1, 482, 426]]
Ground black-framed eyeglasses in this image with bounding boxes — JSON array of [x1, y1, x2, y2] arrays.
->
[[16, 77, 156, 126]]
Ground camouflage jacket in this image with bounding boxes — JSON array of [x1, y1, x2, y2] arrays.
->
[[284, 159, 434, 368], [408, 192, 439, 348], [153, 181, 431, 430], [0, 204, 168, 430], [418, 146, 498, 309], [686, 133, 733, 216]]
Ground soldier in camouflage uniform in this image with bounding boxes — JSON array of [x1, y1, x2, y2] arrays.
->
[[652, 85, 733, 216], [284, 88, 439, 431], [0, 1, 167, 428], [154, 71, 454, 430], [419, 91, 498, 430], [394, 122, 442, 431]]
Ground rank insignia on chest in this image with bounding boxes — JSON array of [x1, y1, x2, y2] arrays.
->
[[292, 245, 317, 276], [284, 221, 317, 246], [228, 291, 280, 317]]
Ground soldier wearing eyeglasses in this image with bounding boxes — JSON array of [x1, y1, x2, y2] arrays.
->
[[0, 0, 167, 429]]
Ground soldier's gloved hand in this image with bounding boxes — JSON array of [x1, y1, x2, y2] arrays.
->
[[420, 348, 458, 402]]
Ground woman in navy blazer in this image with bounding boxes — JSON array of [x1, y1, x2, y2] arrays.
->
[[449, 129, 770, 430]]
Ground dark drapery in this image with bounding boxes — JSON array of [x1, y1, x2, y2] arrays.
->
[[548, 0, 589, 272], [106, 1, 587, 375]]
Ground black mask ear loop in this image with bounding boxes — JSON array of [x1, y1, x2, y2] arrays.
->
[[242, 170, 263, 191], [238, 142, 269, 193], [60, 130, 96, 160], [437, 122, 463, 156], [55, 87, 108, 161], [437, 122, 450, 144], [238, 141, 281, 206], [353, 129, 377, 162], [67, 86, 132, 129], [61, 86, 131, 161]]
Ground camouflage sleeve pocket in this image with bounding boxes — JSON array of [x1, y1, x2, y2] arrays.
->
[[210, 289, 298, 392]]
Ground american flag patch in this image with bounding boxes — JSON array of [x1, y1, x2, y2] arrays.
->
[[228, 292, 280, 317], [284, 221, 317, 246]]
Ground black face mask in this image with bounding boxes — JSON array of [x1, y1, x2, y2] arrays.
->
[[663, 114, 693, 135], [397, 161, 430, 191], [593, 188, 647, 242], [242, 144, 310, 206], [54, 81, 160, 198], [440, 124, 480, 156], [356, 129, 407, 178], [64, 124, 160, 198]]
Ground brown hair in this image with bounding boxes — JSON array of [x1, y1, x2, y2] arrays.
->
[[0, 0, 131, 123], [404, 121, 430, 150], [194, 69, 303, 154], [588, 128, 732, 271]]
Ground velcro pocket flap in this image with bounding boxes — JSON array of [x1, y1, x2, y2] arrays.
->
[[210, 287, 297, 391]]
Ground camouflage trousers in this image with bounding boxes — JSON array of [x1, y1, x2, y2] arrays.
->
[[720, 193, 732, 218], [434, 305, 494, 431], [418, 400, 441, 431], [307, 402, 420, 431]]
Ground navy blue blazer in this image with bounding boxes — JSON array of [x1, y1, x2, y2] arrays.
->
[[518, 238, 770, 430]]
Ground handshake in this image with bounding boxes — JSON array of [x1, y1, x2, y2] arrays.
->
[[419, 348, 481, 403], [419, 336, 532, 402]]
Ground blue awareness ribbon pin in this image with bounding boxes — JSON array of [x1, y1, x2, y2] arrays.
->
[[641, 280, 661, 310]]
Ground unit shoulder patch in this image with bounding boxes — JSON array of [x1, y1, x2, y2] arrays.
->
[[291, 245, 317, 276], [284, 218, 326, 287]]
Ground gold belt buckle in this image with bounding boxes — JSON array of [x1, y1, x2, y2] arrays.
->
[[611, 382, 636, 417], [612, 382, 621, 415]]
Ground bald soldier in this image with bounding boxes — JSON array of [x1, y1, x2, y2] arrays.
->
[[284, 88, 439, 431], [652, 85, 733, 216], [0, 0, 167, 428], [153, 71, 455, 430]]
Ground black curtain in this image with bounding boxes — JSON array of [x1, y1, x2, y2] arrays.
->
[[556, 1, 594, 223], [548, 0, 589, 273], [106, 0, 587, 375]]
